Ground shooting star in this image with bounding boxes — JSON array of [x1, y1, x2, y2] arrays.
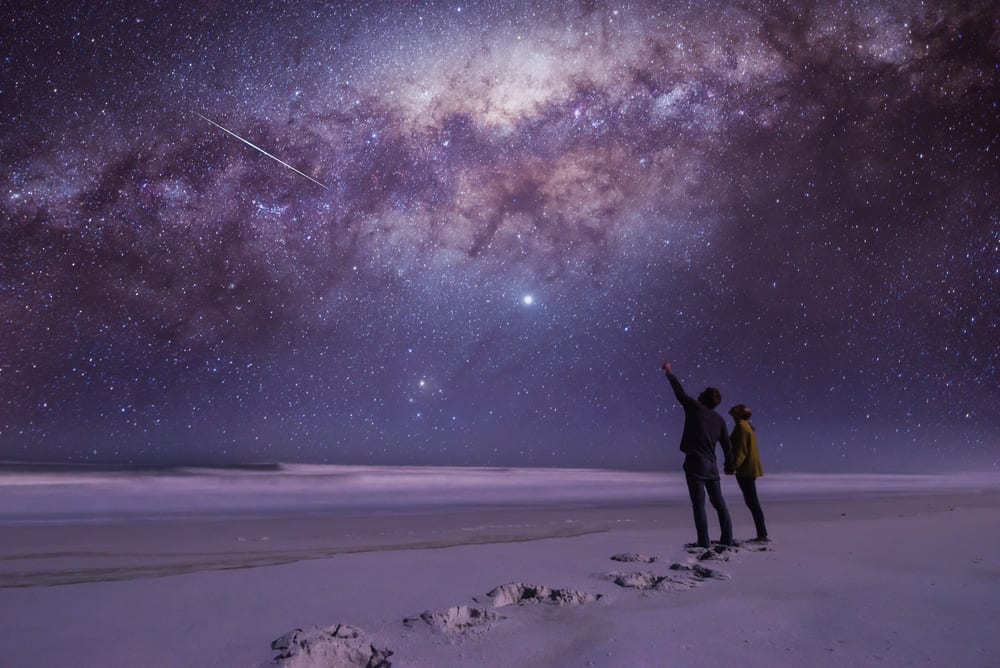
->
[[193, 111, 329, 190]]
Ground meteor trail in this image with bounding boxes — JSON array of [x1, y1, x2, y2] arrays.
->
[[193, 111, 329, 190]]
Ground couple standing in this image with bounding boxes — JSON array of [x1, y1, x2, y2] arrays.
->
[[662, 361, 768, 548]]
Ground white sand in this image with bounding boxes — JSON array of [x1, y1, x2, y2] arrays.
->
[[1, 468, 998, 667]]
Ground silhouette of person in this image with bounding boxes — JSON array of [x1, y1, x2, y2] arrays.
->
[[662, 361, 734, 548], [727, 404, 769, 542]]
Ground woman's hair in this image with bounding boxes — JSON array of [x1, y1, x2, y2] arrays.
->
[[730, 403, 752, 420]]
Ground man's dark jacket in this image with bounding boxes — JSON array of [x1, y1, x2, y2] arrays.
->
[[667, 373, 734, 481]]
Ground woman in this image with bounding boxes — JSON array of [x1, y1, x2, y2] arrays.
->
[[727, 404, 768, 542]]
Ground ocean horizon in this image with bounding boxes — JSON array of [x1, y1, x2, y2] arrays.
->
[[2, 463, 997, 524]]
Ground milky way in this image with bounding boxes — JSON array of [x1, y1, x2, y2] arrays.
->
[[2, 0, 998, 471]]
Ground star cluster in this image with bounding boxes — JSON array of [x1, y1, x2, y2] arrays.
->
[[2, 0, 997, 471]]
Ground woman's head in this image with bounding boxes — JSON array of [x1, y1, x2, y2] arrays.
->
[[728, 404, 752, 420]]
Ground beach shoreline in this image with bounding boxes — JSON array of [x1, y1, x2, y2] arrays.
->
[[2, 471, 998, 667]]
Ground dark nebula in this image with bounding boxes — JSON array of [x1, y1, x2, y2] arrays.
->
[[2, 0, 997, 470]]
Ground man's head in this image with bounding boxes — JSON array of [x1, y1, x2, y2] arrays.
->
[[697, 387, 721, 409]]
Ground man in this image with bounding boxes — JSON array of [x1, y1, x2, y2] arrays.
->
[[662, 360, 735, 548]]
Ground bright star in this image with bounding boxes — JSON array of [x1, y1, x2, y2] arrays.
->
[[522, 295, 534, 305]]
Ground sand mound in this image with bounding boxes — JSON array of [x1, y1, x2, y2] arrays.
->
[[403, 605, 502, 635], [266, 624, 392, 668], [487, 582, 602, 608], [610, 552, 657, 563]]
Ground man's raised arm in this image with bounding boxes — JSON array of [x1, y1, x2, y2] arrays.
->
[[662, 360, 696, 408]]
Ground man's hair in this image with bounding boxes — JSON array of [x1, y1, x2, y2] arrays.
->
[[698, 387, 721, 409]]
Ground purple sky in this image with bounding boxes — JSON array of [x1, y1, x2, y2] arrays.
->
[[2, 0, 997, 471]]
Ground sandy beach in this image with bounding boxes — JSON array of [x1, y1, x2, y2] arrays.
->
[[1, 467, 998, 667]]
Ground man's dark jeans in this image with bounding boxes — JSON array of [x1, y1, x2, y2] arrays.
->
[[685, 475, 733, 547], [737, 476, 768, 539]]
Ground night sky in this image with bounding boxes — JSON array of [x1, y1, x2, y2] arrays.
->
[[2, 1, 997, 472]]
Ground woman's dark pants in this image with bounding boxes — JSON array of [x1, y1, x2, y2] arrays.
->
[[737, 476, 768, 539]]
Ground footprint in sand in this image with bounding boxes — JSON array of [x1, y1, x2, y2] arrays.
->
[[403, 605, 503, 636], [684, 543, 741, 560], [610, 552, 657, 564], [264, 623, 392, 668], [608, 571, 695, 591], [669, 562, 731, 581], [608, 545, 737, 591], [485, 582, 603, 608], [739, 539, 775, 552]]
